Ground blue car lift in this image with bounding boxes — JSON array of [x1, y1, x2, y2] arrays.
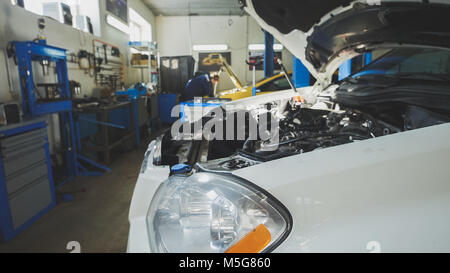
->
[[265, 32, 311, 89], [11, 40, 110, 187], [293, 57, 310, 88]]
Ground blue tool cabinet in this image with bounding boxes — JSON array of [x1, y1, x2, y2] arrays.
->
[[0, 120, 55, 242]]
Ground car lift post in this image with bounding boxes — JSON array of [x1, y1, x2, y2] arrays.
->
[[11, 40, 111, 188], [246, 59, 261, 96], [293, 57, 310, 88], [264, 31, 274, 79]]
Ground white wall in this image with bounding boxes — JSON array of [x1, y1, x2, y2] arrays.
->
[[156, 15, 293, 91], [0, 0, 156, 103]]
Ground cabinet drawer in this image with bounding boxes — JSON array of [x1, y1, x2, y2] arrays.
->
[[0, 128, 47, 159], [2, 148, 47, 177], [9, 178, 52, 229], [0, 128, 47, 148], [1, 139, 46, 159], [5, 161, 48, 196]]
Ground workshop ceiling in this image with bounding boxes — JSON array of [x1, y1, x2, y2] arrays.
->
[[142, 0, 244, 16]]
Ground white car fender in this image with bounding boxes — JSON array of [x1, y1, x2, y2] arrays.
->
[[127, 141, 170, 253], [232, 123, 450, 252]]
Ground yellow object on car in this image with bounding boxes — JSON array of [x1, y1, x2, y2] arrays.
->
[[207, 53, 295, 101], [218, 72, 293, 101]]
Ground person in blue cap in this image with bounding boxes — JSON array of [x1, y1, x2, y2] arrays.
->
[[182, 73, 220, 101]]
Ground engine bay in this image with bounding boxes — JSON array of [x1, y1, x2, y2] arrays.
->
[[157, 97, 450, 174]]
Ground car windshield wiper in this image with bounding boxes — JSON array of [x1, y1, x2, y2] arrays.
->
[[392, 73, 450, 82], [341, 74, 400, 87], [343, 72, 450, 85]]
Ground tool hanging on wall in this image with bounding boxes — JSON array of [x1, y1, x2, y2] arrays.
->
[[69, 81, 82, 96], [77, 50, 95, 77], [93, 39, 125, 91], [37, 18, 46, 41]]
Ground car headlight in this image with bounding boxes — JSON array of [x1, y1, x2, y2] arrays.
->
[[146, 172, 292, 253]]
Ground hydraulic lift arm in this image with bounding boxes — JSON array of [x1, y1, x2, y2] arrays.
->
[[219, 55, 244, 90]]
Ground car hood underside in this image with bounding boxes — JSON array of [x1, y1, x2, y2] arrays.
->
[[245, 0, 450, 82]]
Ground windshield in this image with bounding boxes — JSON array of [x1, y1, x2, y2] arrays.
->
[[351, 48, 450, 80], [258, 77, 292, 92]]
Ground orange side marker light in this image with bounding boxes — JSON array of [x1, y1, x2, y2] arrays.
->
[[225, 224, 271, 253], [293, 96, 305, 104]]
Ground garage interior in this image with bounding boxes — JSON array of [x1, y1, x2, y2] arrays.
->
[[0, 0, 385, 253]]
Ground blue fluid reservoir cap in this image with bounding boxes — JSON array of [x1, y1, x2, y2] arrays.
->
[[171, 164, 192, 174]]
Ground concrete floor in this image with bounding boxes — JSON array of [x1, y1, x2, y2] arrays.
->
[[0, 141, 150, 253]]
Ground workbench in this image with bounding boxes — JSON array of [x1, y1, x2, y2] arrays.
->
[[76, 101, 137, 164]]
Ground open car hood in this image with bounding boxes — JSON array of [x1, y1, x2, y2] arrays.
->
[[244, 0, 450, 83]]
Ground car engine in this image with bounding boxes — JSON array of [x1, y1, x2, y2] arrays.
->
[[157, 97, 450, 174]]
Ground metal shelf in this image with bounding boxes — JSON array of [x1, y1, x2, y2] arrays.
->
[[128, 41, 159, 89], [129, 41, 158, 51], [131, 65, 149, 69]]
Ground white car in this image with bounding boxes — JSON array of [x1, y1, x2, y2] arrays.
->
[[128, 0, 450, 253]]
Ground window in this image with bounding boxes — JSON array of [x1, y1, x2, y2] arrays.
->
[[107, 15, 130, 34], [128, 8, 152, 54], [18, 0, 101, 36], [258, 76, 292, 92], [23, 0, 79, 22], [352, 48, 450, 79], [129, 21, 142, 42], [129, 8, 152, 42]]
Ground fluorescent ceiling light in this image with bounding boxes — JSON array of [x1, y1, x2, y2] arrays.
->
[[273, 44, 284, 51], [193, 44, 228, 51], [248, 44, 265, 51], [248, 44, 284, 51], [106, 15, 129, 34]]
